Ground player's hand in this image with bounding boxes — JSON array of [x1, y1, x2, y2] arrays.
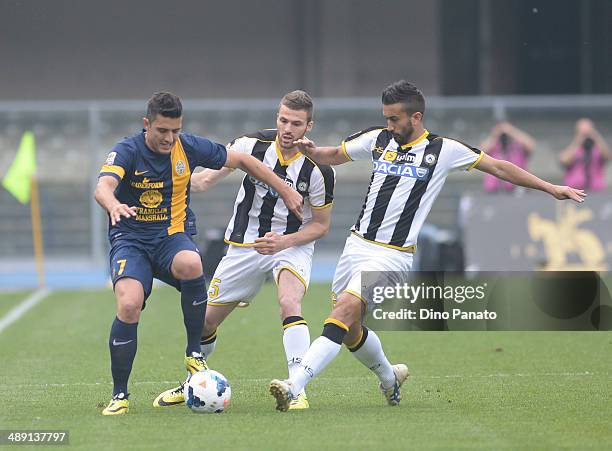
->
[[550, 185, 587, 202], [254, 231, 288, 255], [109, 204, 137, 225], [293, 138, 316, 154], [279, 187, 303, 222]]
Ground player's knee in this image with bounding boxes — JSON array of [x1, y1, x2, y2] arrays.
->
[[114, 279, 144, 321], [172, 252, 203, 280], [331, 295, 362, 328], [117, 304, 141, 323], [116, 295, 143, 322]]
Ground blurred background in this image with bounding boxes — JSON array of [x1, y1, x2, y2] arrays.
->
[[1, 0, 611, 289]]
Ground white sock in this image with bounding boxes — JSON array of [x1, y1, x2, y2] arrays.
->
[[200, 331, 217, 359], [283, 323, 310, 396], [349, 328, 396, 389], [291, 336, 342, 395]]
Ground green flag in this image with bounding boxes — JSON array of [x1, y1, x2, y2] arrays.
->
[[2, 131, 37, 204]]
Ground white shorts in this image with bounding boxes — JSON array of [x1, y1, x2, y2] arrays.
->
[[331, 233, 414, 308], [207, 244, 313, 305]]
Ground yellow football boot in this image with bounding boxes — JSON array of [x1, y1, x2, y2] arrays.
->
[[102, 394, 129, 416], [184, 352, 208, 375], [154, 353, 208, 407], [288, 392, 309, 410], [153, 382, 185, 407]]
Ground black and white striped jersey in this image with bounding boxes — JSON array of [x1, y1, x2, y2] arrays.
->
[[342, 128, 483, 251], [225, 129, 335, 246]]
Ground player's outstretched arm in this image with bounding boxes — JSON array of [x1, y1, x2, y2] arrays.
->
[[224, 150, 303, 220], [475, 153, 586, 202], [293, 138, 351, 166], [253, 205, 332, 255], [94, 176, 137, 225], [190, 167, 234, 193]]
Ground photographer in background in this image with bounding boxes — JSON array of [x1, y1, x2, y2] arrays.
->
[[560, 118, 610, 192], [481, 121, 536, 193]]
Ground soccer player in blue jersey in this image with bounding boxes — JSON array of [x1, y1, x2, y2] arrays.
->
[[95, 92, 303, 415]]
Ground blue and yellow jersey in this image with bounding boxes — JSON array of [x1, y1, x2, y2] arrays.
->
[[99, 131, 227, 240]]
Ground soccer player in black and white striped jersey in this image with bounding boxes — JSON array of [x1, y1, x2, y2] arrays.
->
[[269, 80, 586, 411], [154, 91, 335, 410]]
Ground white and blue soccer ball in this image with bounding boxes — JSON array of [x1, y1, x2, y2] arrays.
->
[[185, 369, 231, 414]]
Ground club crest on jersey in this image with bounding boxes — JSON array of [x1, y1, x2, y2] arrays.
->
[[175, 160, 186, 175], [139, 190, 163, 208], [297, 181, 309, 192], [373, 160, 429, 180], [424, 153, 437, 165]]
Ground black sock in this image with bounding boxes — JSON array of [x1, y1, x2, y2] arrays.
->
[[180, 275, 207, 356], [109, 316, 138, 397], [321, 320, 348, 345]]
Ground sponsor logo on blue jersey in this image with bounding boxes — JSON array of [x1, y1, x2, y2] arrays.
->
[[373, 160, 429, 180]]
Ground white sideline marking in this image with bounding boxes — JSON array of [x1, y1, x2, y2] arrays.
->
[[0, 372, 601, 389], [0, 288, 51, 334]]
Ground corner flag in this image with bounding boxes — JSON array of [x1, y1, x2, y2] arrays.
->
[[2, 131, 37, 204], [1, 130, 45, 287]]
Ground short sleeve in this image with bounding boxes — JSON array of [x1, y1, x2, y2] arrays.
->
[[309, 165, 335, 208], [443, 138, 484, 172], [227, 136, 253, 154], [99, 143, 134, 181], [341, 128, 384, 161], [180, 133, 228, 170]]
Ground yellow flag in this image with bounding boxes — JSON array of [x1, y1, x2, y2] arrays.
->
[[2, 131, 37, 204]]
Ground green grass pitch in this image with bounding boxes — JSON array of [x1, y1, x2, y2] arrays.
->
[[0, 284, 611, 450]]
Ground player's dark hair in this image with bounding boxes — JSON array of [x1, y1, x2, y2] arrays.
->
[[381, 80, 425, 115], [146, 92, 182, 121], [280, 90, 314, 122]]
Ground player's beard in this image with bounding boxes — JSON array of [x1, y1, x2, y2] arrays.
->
[[393, 124, 413, 146]]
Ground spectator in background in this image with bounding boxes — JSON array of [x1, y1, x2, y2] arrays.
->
[[560, 118, 610, 192], [481, 121, 536, 193]]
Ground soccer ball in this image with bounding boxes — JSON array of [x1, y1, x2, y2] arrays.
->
[[185, 369, 231, 413]]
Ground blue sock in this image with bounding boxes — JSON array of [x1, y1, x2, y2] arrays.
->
[[109, 317, 138, 397], [180, 275, 207, 356]]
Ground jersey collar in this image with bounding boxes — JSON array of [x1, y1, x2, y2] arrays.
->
[[275, 138, 303, 166], [400, 129, 429, 150]]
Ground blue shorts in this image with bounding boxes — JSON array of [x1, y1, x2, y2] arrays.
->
[[109, 232, 200, 302]]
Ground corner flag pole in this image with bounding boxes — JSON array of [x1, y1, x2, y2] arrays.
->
[[30, 175, 45, 288], [1, 131, 45, 288]]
